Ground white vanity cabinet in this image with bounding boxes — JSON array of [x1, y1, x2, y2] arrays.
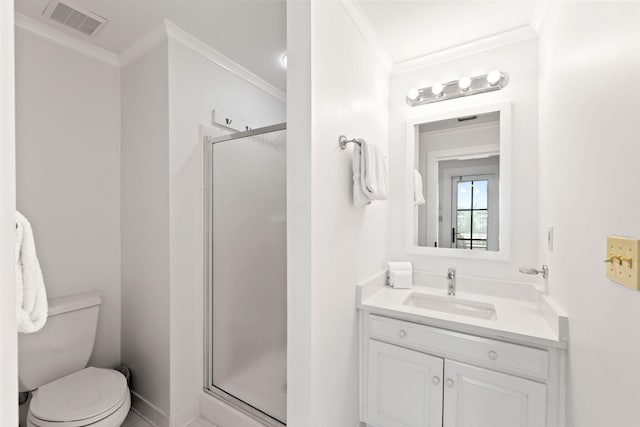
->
[[367, 340, 443, 427], [361, 313, 565, 427], [442, 360, 546, 427]]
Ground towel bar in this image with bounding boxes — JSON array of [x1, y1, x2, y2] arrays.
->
[[339, 135, 362, 150]]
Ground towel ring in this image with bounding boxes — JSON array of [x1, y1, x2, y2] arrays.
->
[[339, 135, 362, 150]]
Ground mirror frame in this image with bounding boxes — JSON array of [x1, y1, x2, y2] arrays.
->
[[405, 100, 512, 260]]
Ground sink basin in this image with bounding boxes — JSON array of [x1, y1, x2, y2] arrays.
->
[[403, 293, 497, 320]]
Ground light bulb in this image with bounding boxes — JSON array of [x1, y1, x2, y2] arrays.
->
[[407, 88, 421, 101], [280, 53, 288, 68], [458, 77, 471, 91], [487, 70, 502, 86], [431, 83, 444, 97]]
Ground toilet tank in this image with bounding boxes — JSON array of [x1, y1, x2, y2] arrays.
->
[[18, 291, 101, 392]]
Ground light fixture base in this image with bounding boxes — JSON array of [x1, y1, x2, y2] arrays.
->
[[406, 72, 509, 107]]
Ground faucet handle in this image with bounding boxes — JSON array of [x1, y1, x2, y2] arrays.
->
[[447, 268, 456, 278]]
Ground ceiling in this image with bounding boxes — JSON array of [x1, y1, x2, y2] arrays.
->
[[355, 0, 536, 64], [15, 0, 287, 91], [16, 0, 538, 92]]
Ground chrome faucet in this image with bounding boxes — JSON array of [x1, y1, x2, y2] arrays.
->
[[447, 268, 456, 296]]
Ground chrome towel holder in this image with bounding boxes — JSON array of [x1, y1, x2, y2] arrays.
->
[[339, 135, 362, 150]]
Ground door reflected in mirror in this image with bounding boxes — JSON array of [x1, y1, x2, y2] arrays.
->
[[414, 111, 501, 251]]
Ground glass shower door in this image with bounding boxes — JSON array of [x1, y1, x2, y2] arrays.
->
[[204, 124, 286, 425]]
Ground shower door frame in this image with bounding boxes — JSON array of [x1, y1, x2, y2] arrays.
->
[[203, 123, 287, 427]]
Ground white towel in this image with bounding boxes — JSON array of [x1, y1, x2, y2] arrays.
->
[[15, 211, 48, 333], [353, 139, 388, 206], [391, 270, 413, 289], [387, 261, 413, 289], [352, 140, 371, 207], [414, 169, 426, 206]]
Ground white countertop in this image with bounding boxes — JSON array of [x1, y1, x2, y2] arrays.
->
[[357, 272, 568, 349]]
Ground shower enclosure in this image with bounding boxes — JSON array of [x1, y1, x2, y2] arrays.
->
[[203, 123, 287, 426]]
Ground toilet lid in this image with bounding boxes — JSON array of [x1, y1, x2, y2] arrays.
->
[[30, 367, 128, 422]]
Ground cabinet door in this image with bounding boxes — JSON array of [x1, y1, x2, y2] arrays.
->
[[443, 360, 546, 427], [367, 340, 444, 427]]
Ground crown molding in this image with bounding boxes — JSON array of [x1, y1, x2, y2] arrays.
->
[[531, 0, 550, 33], [339, 0, 394, 74], [15, 14, 285, 101], [164, 21, 286, 102], [14, 12, 119, 66], [117, 20, 168, 67], [118, 19, 285, 102], [392, 25, 537, 75]]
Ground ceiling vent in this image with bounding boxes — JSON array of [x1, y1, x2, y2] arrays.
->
[[42, 0, 107, 37]]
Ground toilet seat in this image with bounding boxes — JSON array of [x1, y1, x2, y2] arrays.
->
[[28, 367, 130, 427], [27, 393, 130, 427]]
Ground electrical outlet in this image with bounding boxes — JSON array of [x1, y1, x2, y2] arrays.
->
[[606, 236, 640, 290]]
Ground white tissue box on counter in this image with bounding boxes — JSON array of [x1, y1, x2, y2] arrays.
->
[[387, 261, 413, 289]]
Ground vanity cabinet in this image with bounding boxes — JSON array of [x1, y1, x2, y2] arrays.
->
[[367, 340, 443, 427], [361, 313, 565, 427], [442, 360, 546, 427]]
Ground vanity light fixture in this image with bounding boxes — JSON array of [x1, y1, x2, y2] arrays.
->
[[487, 70, 502, 86], [407, 88, 421, 102], [458, 77, 472, 91], [406, 71, 509, 107], [431, 83, 445, 97]]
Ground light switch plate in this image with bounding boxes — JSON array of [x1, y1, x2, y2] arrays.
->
[[606, 236, 640, 290]]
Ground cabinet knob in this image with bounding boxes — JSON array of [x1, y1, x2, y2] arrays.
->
[[432, 376, 440, 385], [446, 378, 454, 388], [488, 350, 498, 360], [398, 330, 406, 338]]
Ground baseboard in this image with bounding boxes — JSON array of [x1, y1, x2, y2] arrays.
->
[[199, 392, 268, 427], [130, 391, 200, 427], [131, 391, 171, 427], [171, 400, 200, 427]]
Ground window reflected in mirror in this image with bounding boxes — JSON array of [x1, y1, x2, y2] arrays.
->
[[414, 111, 500, 251]]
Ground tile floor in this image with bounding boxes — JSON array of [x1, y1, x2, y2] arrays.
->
[[185, 419, 218, 427], [121, 410, 218, 427]]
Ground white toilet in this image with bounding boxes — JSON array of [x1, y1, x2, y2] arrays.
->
[[19, 291, 130, 427]]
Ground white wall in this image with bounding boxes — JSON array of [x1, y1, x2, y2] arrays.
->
[[0, 0, 18, 424], [121, 42, 171, 414], [389, 38, 539, 282], [166, 38, 285, 416], [15, 29, 122, 369], [285, 2, 313, 425], [121, 31, 286, 420], [307, 1, 390, 425], [538, 3, 640, 426]]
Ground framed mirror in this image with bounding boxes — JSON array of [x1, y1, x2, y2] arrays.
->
[[406, 101, 511, 259]]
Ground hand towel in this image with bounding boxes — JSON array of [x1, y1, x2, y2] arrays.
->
[[352, 139, 388, 206], [391, 270, 413, 289], [387, 261, 413, 289], [414, 169, 426, 206], [352, 140, 371, 207], [15, 211, 48, 333], [361, 140, 388, 200]]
